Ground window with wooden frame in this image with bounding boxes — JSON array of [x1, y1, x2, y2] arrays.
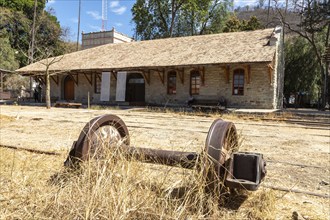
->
[[233, 69, 245, 95], [94, 74, 101, 94], [190, 70, 200, 95], [167, 71, 177, 94]]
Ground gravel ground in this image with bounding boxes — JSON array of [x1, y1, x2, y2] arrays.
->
[[0, 105, 329, 219]]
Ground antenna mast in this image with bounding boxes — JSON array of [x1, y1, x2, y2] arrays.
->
[[102, 0, 108, 31]]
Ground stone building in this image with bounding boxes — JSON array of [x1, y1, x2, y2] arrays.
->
[[81, 28, 134, 50], [16, 27, 284, 109]]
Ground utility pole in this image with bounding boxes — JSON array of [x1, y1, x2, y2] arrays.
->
[[30, 0, 38, 64], [76, 0, 81, 51], [28, 0, 38, 97]]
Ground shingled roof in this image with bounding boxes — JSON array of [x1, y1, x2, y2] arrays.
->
[[16, 28, 277, 74]]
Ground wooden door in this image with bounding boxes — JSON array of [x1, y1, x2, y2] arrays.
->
[[126, 73, 145, 103], [64, 76, 75, 101]]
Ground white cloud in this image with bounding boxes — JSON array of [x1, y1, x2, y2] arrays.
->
[[110, 1, 119, 8], [111, 6, 127, 15], [48, 0, 56, 5], [86, 11, 102, 20], [115, 22, 123, 27]]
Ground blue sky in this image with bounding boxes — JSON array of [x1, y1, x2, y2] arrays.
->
[[46, 0, 136, 42], [45, 0, 277, 42]]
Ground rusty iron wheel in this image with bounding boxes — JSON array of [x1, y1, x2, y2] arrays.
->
[[203, 119, 238, 193], [70, 114, 130, 162]]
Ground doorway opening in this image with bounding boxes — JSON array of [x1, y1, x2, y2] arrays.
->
[[64, 75, 75, 101], [125, 73, 145, 103]]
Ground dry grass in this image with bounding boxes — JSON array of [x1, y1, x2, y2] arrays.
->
[[0, 138, 277, 219], [1, 105, 329, 219], [90, 105, 121, 111], [143, 106, 295, 122], [0, 114, 15, 123], [244, 189, 276, 220]]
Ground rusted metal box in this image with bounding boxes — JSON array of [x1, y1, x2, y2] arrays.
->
[[225, 152, 266, 191]]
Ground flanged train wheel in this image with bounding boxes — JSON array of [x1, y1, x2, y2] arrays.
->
[[65, 114, 129, 166], [203, 119, 238, 194]]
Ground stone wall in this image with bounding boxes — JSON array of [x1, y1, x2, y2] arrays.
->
[[145, 64, 275, 108], [49, 62, 278, 108], [49, 71, 113, 103]]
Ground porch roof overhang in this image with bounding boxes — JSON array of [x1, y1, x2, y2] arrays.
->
[[16, 28, 278, 76], [18, 61, 272, 77]]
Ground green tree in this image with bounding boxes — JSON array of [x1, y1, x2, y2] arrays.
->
[[223, 15, 262, 32], [0, 30, 29, 97], [223, 15, 241, 32], [0, 31, 19, 70], [33, 9, 64, 59], [0, 0, 46, 19], [1, 1, 72, 108], [284, 36, 321, 101], [0, 4, 67, 67], [0, 7, 31, 66], [276, 0, 329, 108], [178, 0, 232, 35], [243, 16, 262, 30], [204, 1, 233, 34], [132, 0, 186, 39], [131, 0, 233, 40]]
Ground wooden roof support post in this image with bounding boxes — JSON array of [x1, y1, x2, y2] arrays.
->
[[0, 72, 3, 92], [35, 76, 45, 85], [51, 75, 59, 86], [245, 64, 251, 84], [178, 68, 184, 84], [69, 74, 79, 85], [200, 66, 205, 85], [96, 73, 101, 81], [221, 65, 230, 84], [267, 64, 274, 84], [111, 71, 117, 81], [83, 73, 92, 86], [142, 70, 150, 85], [157, 69, 165, 85]]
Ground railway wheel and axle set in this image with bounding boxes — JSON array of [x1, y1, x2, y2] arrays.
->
[[65, 114, 266, 196]]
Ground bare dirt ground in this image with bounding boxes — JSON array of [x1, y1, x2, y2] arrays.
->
[[0, 105, 329, 219]]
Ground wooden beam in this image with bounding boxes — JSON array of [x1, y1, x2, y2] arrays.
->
[[178, 68, 184, 84], [38, 76, 44, 85], [51, 75, 59, 86], [96, 73, 101, 81], [69, 74, 78, 85], [268, 64, 274, 84], [157, 69, 165, 85], [35, 76, 45, 85], [0, 72, 3, 92], [222, 65, 230, 84], [83, 73, 92, 86], [200, 66, 205, 85], [245, 65, 251, 84], [142, 70, 150, 85], [111, 71, 117, 80]]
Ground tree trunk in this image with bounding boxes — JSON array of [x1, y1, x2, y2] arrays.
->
[[322, 65, 328, 110], [46, 68, 51, 109]]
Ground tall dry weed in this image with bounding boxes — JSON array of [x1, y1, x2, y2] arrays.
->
[[0, 132, 274, 219]]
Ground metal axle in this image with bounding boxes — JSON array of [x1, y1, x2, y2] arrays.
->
[[119, 145, 199, 169], [65, 114, 266, 192]]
